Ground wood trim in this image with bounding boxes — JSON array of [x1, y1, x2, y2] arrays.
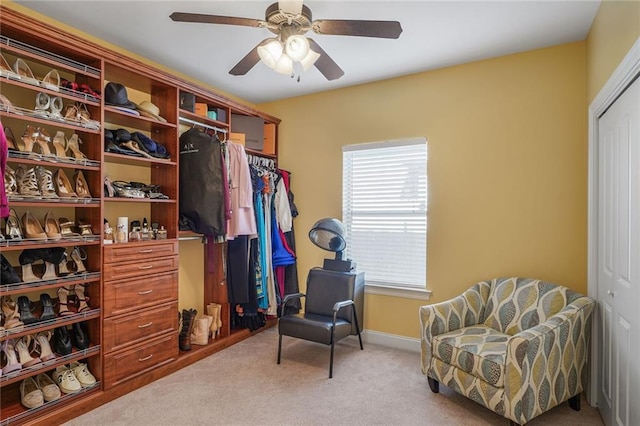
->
[[0, 6, 281, 124]]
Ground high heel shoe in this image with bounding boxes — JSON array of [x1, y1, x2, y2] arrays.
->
[[73, 170, 92, 198], [56, 287, 74, 317], [43, 210, 62, 240], [70, 246, 88, 274], [17, 296, 38, 325], [19, 249, 43, 283], [1, 339, 22, 374], [35, 166, 59, 199], [52, 131, 69, 158], [4, 127, 18, 151], [15, 336, 41, 367], [39, 295, 57, 322], [0, 53, 20, 80], [66, 134, 87, 160], [34, 331, 56, 361], [76, 103, 100, 129], [13, 58, 39, 86], [5, 208, 24, 240], [71, 321, 89, 349], [15, 165, 41, 198], [19, 125, 39, 154], [54, 169, 78, 199], [35, 127, 54, 157], [1, 296, 24, 329], [57, 250, 72, 276], [40, 69, 60, 92], [58, 217, 81, 240], [4, 164, 20, 199], [74, 284, 90, 313], [34, 92, 50, 118], [21, 210, 48, 241], [76, 219, 94, 236], [52, 326, 72, 356]]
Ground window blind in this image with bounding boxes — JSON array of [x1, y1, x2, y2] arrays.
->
[[342, 138, 427, 289]]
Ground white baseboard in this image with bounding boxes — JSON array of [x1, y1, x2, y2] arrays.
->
[[362, 329, 421, 353]]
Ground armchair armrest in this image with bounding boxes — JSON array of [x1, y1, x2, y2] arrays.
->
[[280, 292, 305, 317], [503, 297, 595, 424], [420, 281, 491, 373]]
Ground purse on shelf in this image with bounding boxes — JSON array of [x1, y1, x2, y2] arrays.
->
[[111, 181, 146, 199]]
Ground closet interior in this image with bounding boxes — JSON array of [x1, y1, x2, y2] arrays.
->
[[0, 6, 288, 425]]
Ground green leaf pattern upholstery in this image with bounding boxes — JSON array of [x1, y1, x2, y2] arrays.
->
[[420, 277, 595, 425]]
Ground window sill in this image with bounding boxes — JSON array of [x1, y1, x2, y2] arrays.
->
[[364, 283, 432, 300]]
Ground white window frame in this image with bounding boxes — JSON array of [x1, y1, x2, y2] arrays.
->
[[342, 137, 430, 300]]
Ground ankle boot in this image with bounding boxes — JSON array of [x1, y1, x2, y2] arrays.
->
[[179, 309, 197, 351], [74, 284, 90, 312], [190, 316, 210, 346], [57, 286, 73, 316]]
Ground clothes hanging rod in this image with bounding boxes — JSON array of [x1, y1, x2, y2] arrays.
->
[[179, 116, 227, 134]]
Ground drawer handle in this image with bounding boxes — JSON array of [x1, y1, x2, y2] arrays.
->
[[138, 354, 153, 362], [138, 265, 153, 270], [138, 249, 153, 253], [138, 289, 153, 295], [138, 321, 153, 329]]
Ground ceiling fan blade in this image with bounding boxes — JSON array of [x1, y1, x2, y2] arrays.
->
[[312, 19, 402, 39], [229, 39, 270, 76], [278, 0, 303, 15], [307, 39, 344, 81], [170, 12, 263, 28]]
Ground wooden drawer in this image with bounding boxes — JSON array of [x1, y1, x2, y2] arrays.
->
[[103, 240, 178, 264], [103, 332, 178, 389], [103, 301, 178, 353], [103, 254, 178, 281], [104, 270, 178, 317]]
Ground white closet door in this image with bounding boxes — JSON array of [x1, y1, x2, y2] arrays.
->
[[597, 76, 640, 426]]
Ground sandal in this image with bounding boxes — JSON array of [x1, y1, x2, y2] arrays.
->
[[4, 165, 21, 199], [70, 246, 88, 274], [35, 128, 54, 157], [49, 96, 64, 121], [40, 69, 60, 91], [39, 296, 57, 323], [15, 165, 42, 198], [0, 53, 20, 80], [66, 134, 88, 160], [34, 92, 50, 118], [0, 93, 22, 115], [76, 102, 100, 129], [35, 166, 59, 199], [20, 125, 39, 154], [56, 287, 74, 317], [52, 131, 69, 158], [5, 208, 23, 240], [58, 217, 81, 240], [16, 295, 38, 325], [13, 58, 40, 86], [104, 176, 115, 197], [76, 219, 94, 236]]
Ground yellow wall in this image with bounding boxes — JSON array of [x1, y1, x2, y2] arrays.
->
[[260, 42, 588, 338], [586, 0, 640, 102]]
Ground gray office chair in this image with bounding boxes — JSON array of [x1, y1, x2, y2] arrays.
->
[[277, 267, 364, 378]]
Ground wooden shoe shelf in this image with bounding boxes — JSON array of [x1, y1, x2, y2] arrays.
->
[[1, 5, 280, 425]]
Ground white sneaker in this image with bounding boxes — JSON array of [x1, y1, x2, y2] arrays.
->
[[69, 361, 96, 387], [53, 365, 81, 394]]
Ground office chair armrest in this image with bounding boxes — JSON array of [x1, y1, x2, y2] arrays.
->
[[332, 300, 354, 313], [282, 292, 305, 305]]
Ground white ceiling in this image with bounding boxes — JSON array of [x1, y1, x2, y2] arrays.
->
[[15, 0, 601, 104]]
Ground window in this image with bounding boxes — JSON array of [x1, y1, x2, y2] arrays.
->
[[342, 138, 427, 295]]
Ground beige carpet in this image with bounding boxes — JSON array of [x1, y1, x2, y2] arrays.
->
[[64, 328, 603, 426]]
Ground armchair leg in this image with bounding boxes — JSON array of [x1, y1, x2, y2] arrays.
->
[[427, 377, 439, 393], [277, 334, 282, 364], [568, 394, 581, 411], [329, 339, 335, 379]]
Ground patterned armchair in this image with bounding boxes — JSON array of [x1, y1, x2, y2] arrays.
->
[[419, 277, 595, 426]]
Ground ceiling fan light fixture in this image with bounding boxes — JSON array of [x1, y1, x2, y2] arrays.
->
[[299, 48, 320, 72], [274, 53, 294, 75], [285, 34, 310, 62], [258, 39, 283, 70]]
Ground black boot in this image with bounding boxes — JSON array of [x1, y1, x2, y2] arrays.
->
[[179, 308, 197, 351]]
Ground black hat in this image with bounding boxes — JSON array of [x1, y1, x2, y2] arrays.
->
[[104, 82, 137, 109]]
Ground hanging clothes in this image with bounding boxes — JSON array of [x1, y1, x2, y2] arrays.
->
[[178, 127, 225, 236], [226, 141, 256, 239]]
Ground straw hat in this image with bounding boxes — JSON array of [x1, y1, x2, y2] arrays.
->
[[136, 101, 167, 123]]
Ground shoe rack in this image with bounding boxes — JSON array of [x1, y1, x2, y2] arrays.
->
[[1, 5, 281, 425], [0, 29, 103, 425]]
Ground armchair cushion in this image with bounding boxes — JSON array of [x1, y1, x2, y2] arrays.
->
[[278, 313, 353, 345], [433, 325, 509, 387]]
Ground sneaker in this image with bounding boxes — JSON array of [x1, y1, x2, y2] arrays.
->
[[35, 373, 61, 402], [69, 361, 96, 387], [52, 365, 81, 394]]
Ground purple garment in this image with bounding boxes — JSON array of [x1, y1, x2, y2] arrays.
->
[[0, 124, 8, 218]]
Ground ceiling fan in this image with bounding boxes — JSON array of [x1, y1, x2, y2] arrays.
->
[[170, 0, 402, 81]]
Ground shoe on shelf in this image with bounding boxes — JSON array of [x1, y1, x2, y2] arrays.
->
[[43, 211, 62, 241], [39, 294, 57, 322], [15, 336, 41, 368], [0, 339, 22, 374], [5, 208, 23, 240], [54, 169, 78, 199], [35, 372, 61, 402], [56, 287, 74, 318], [1, 254, 21, 284], [71, 321, 89, 350], [66, 134, 88, 160], [34, 331, 57, 361], [35, 166, 60, 200], [20, 376, 44, 409], [53, 365, 81, 394], [16, 295, 38, 325], [52, 325, 72, 356], [4, 164, 20, 198], [74, 284, 91, 313], [70, 246, 88, 274], [0, 53, 20, 80], [5, 126, 18, 151], [52, 131, 69, 158], [33, 92, 50, 119], [15, 165, 42, 198], [73, 170, 92, 198], [1, 296, 24, 329], [35, 127, 54, 157], [58, 217, 81, 240], [40, 68, 60, 92], [13, 58, 40, 86], [21, 210, 48, 241], [20, 125, 39, 154], [69, 361, 96, 387]]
